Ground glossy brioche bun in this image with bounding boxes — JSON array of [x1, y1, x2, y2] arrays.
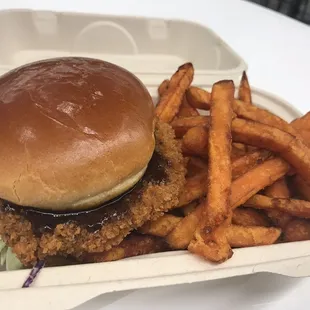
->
[[0, 57, 155, 211]]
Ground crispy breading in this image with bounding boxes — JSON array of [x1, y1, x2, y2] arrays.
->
[[0, 121, 185, 266], [80, 234, 169, 263]]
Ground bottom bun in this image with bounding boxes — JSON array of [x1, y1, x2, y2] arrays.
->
[[72, 166, 147, 210]]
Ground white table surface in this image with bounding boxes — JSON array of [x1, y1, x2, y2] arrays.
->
[[1, 0, 310, 309]]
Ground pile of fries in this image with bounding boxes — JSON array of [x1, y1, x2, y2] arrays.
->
[[96, 63, 310, 264]]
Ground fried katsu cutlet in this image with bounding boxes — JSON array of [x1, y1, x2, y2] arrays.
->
[[0, 121, 185, 266]]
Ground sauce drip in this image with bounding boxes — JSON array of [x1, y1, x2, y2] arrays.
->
[[1, 152, 167, 235]]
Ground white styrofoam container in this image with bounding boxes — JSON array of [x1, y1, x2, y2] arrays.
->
[[0, 9, 307, 310], [0, 9, 247, 85]]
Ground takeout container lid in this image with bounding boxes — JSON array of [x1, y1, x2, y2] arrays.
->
[[0, 9, 306, 310]]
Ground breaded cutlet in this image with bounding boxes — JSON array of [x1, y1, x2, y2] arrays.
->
[[0, 121, 185, 266]]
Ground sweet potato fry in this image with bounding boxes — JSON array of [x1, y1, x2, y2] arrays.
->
[[233, 100, 297, 136], [231, 145, 247, 160], [167, 215, 279, 249], [166, 205, 203, 249], [226, 225, 281, 248], [232, 143, 258, 153], [298, 130, 310, 148], [231, 158, 290, 209], [265, 177, 290, 198], [182, 201, 199, 216], [231, 150, 270, 180], [264, 178, 292, 228], [167, 207, 280, 250], [158, 79, 169, 97], [292, 174, 310, 201], [190, 219, 232, 262], [244, 194, 310, 219], [139, 214, 182, 237], [83, 234, 169, 263], [264, 209, 292, 229], [291, 112, 310, 131], [238, 71, 252, 104], [186, 157, 208, 177], [189, 80, 234, 262], [232, 142, 247, 152], [197, 80, 234, 225], [291, 113, 310, 147], [179, 154, 280, 208], [171, 116, 210, 138], [156, 63, 194, 122], [177, 98, 199, 117], [232, 208, 270, 227], [186, 86, 211, 110], [178, 171, 208, 207], [168, 157, 289, 250], [232, 118, 310, 184], [284, 219, 310, 242], [182, 127, 209, 158]]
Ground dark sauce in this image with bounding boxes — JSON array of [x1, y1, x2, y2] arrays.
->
[[1, 152, 168, 236]]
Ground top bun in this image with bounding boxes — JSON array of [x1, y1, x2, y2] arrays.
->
[[0, 57, 155, 211]]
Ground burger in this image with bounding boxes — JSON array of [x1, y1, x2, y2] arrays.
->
[[0, 57, 185, 267]]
